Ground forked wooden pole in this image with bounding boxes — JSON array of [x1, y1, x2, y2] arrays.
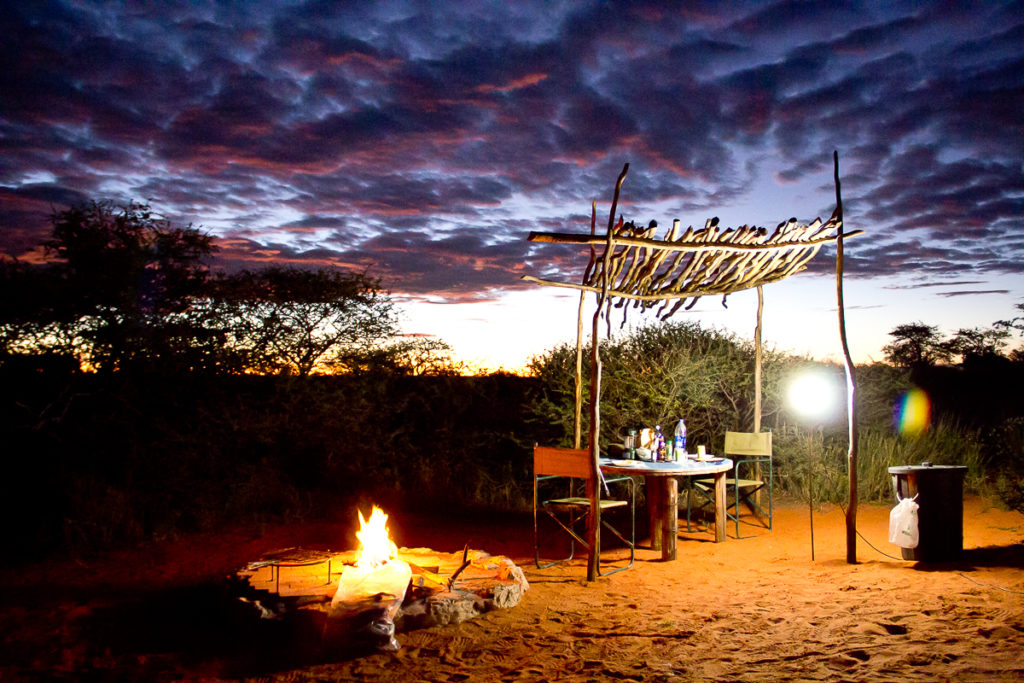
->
[[834, 150, 859, 564], [587, 163, 629, 581]]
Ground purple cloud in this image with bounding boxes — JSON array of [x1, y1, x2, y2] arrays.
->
[[0, 0, 1020, 311]]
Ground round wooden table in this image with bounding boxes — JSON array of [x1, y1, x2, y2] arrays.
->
[[600, 457, 733, 561]]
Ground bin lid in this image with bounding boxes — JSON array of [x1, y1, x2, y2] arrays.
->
[[888, 464, 967, 474]]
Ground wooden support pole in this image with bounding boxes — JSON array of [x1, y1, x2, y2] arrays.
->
[[753, 285, 764, 507], [587, 301, 602, 582], [574, 292, 584, 450], [648, 481, 663, 552], [754, 285, 763, 434], [834, 150, 859, 565], [586, 163, 628, 582], [661, 479, 679, 561], [573, 201, 598, 449], [714, 471, 727, 543]]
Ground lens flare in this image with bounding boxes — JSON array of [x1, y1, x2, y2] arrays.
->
[[896, 389, 930, 436]]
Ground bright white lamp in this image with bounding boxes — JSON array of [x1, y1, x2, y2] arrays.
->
[[788, 372, 837, 421]]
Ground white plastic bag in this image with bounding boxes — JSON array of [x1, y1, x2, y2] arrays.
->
[[889, 495, 919, 548]]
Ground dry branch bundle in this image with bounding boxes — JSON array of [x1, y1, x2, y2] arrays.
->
[[525, 166, 861, 322]]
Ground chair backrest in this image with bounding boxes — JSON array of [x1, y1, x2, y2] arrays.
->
[[534, 446, 594, 479], [723, 431, 772, 458]]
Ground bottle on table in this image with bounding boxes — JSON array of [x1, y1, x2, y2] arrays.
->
[[654, 424, 665, 461], [674, 418, 687, 459], [626, 428, 637, 459]]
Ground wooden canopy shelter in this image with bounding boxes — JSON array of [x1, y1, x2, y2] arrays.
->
[[525, 153, 862, 580]]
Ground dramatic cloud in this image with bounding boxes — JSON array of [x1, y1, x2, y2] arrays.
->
[[2, 0, 1022, 305]]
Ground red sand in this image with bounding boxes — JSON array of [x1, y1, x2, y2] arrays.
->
[[2, 497, 1022, 681]]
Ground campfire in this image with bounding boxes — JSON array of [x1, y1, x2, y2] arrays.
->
[[330, 506, 412, 650], [232, 505, 529, 652]]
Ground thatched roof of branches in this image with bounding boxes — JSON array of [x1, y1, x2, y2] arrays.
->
[[524, 163, 862, 320]]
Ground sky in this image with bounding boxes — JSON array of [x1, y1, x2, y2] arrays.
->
[[2, 1, 1023, 372]]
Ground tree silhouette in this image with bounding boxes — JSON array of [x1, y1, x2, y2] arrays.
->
[[0, 201, 219, 372], [207, 266, 398, 376], [882, 322, 950, 368], [47, 201, 218, 371], [4, 200, 420, 377], [943, 326, 1010, 364], [994, 302, 1024, 361]]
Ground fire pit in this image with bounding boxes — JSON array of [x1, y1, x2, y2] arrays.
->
[[231, 506, 529, 652]]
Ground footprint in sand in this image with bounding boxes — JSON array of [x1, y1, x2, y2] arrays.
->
[[880, 622, 909, 635], [849, 621, 908, 637], [828, 652, 865, 668], [976, 625, 1020, 639]]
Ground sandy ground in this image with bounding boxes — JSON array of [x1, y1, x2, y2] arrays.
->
[[1, 496, 1022, 681]]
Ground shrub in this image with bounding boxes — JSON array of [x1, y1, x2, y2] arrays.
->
[[525, 322, 1012, 511], [526, 320, 791, 449], [774, 420, 986, 506], [985, 416, 1024, 513]]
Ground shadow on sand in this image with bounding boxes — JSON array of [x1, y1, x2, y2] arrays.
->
[[912, 542, 1024, 572], [70, 581, 387, 679]]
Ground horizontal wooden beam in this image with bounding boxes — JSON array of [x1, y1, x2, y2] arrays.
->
[[527, 229, 864, 252]]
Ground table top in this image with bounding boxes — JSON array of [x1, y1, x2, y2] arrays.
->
[[600, 457, 733, 476], [888, 464, 967, 474]]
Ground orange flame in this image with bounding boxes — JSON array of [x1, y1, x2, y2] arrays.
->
[[356, 505, 398, 569]]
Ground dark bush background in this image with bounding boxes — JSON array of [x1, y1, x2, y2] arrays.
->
[[1, 364, 548, 563], [3, 328, 1022, 565]]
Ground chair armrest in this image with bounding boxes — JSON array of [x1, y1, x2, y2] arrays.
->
[[733, 457, 772, 483], [735, 456, 771, 467]]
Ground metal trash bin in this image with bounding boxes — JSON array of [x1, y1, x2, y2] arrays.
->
[[888, 463, 967, 562]]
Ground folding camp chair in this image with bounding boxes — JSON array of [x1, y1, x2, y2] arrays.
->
[[533, 446, 635, 576], [686, 431, 773, 539]]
